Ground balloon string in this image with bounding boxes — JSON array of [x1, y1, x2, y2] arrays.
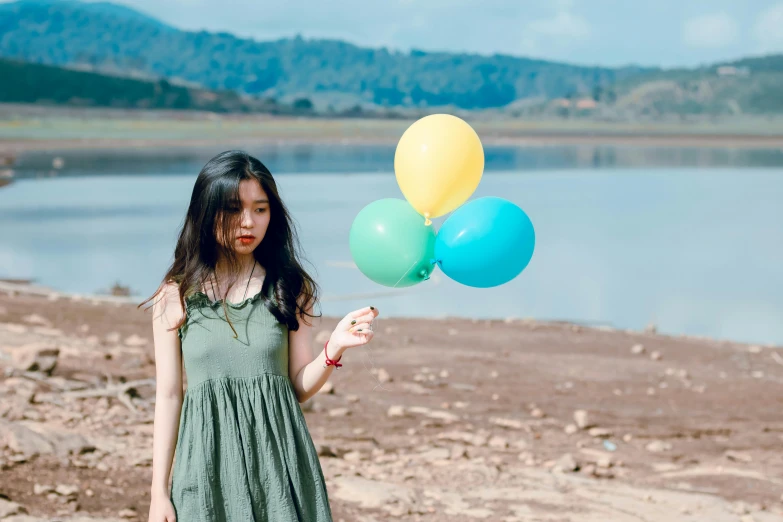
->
[[361, 255, 424, 393], [392, 255, 423, 289]]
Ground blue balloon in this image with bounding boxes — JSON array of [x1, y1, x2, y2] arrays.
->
[[434, 197, 535, 288]]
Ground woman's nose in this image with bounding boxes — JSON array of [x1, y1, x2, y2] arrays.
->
[[241, 209, 254, 228]]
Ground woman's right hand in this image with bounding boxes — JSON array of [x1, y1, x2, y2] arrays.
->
[[148, 491, 176, 522]]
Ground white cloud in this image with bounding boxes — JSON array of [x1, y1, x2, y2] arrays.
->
[[682, 12, 738, 49], [519, 1, 591, 58], [753, 2, 783, 53]]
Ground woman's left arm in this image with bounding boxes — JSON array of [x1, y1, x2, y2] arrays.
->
[[289, 295, 378, 403]]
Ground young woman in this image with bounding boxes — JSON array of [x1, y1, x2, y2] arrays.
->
[[142, 150, 378, 521]]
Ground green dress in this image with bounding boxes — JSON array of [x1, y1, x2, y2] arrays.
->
[[169, 284, 333, 521]]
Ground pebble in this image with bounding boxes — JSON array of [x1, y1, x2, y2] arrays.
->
[[34, 483, 55, 495], [631, 343, 645, 354], [530, 408, 545, 418], [488, 436, 509, 449], [724, 450, 752, 463], [377, 368, 392, 383], [490, 417, 524, 430], [747, 345, 762, 354], [343, 451, 363, 462], [564, 424, 578, 435], [55, 484, 79, 496], [123, 334, 149, 347], [328, 407, 350, 417], [588, 428, 612, 438], [573, 410, 590, 429], [387, 405, 406, 417], [645, 440, 672, 452], [650, 351, 663, 361], [22, 313, 52, 327], [554, 453, 579, 472], [118, 508, 138, 518]]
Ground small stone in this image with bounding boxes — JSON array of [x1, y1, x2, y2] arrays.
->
[[724, 450, 752, 463], [573, 410, 591, 429], [328, 407, 350, 417], [447, 328, 458, 336], [13, 343, 60, 375], [105, 332, 121, 344], [491, 393, 499, 400], [22, 313, 52, 327], [0, 498, 24, 518], [34, 483, 55, 495], [123, 334, 148, 347], [85, 489, 94, 497], [564, 424, 578, 435], [449, 444, 467, 460], [647, 387, 656, 395], [597, 456, 613, 469], [650, 351, 662, 361], [530, 408, 545, 419], [554, 453, 579, 472], [631, 344, 645, 355], [319, 381, 335, 394], [588, 428, 612, 438], [488, 436, 509, 449], [118, 508, 138, 518], [747, 345, 762, 354], [622, 434, 633, 442], [343, 450, 362, 462], [376, 368, 392, 383], [751, 371, 764, 379], [490, 417, 523, 430], [345, 394, 359, 403], [645, 440, 672, 452], [387, 405, 406, 417], [490, 370, 499, 378], [104, 478, 114, 486], [55, 484, 79, 496]]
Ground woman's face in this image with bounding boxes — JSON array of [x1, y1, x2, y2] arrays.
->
[[217, 178, 271, 254]]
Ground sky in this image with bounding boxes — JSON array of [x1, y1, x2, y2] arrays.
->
[[26, 0, 783, 67]]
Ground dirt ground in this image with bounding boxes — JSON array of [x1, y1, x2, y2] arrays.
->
[[0, 284, 782, 521]]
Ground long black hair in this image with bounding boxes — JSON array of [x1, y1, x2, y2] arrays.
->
[[139, 150, 320, 336]]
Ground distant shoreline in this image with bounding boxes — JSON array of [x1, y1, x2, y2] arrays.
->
[[2, 111, 783, 156], [3, 131, 783, 157]]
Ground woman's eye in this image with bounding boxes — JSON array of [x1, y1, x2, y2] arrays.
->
[[256, 208, 267, 213]]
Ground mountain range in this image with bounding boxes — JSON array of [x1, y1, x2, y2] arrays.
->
[[1, 0, 782, 116]]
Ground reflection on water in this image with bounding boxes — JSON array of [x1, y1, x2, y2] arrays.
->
[[7, 143, 783, 180]]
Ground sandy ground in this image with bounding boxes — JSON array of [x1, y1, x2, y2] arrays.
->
[[0, 282, 782, 521]]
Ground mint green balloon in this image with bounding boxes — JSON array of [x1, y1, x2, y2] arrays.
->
[[349, 198, 436, 287]]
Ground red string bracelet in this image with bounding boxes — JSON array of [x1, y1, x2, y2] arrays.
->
[[323, 340, 342, 369]]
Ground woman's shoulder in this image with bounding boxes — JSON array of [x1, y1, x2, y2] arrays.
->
[[152, 280, 186, 322]]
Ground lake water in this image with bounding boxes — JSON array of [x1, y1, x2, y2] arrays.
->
[[1, 144, 782, 346]]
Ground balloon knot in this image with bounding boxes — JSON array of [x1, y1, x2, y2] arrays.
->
[[424, 218, 432, 226]]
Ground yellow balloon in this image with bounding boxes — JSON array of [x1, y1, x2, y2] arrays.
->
[[394, 114, 484, 225]]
